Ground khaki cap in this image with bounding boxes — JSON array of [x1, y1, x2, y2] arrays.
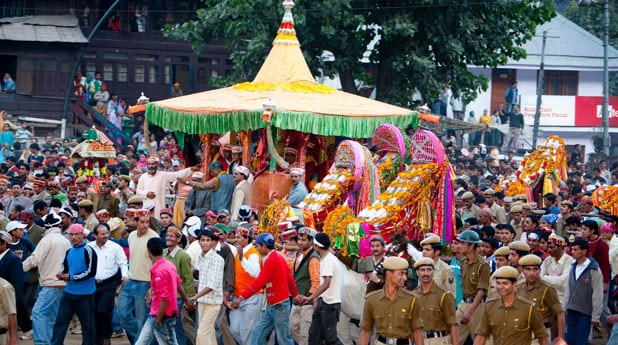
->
[[492, 266, 519, 280], [414, 257, 435, 269], [510, 204, 523, 213], [119, 175, 131, 182], [519, 254, 542, 267], [531, 209, 546, 216], [420, 235, 441, 245], [483, 189, 495, 196], [494, 246, 511, 257], [513, 194, 528, 202], [461, 191, 474, 200], [382, 256, 409, 270], [127, 196, 144, 204], [77, 199, 93, 207], [521, 203, 532, 210], [509, 241, 530, 252]]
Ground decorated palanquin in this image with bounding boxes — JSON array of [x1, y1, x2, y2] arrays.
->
[[372, 124, 407, 191], [504, 135, 568, 204], [358, 129, 456, 244], [72, 127, 117, 185], [592, 186, 618, 217], [298, 140, 380, 230]]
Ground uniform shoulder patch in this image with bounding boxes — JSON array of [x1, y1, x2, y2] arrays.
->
[[517, 295, 535, 306], [485, 297, 501, 303]]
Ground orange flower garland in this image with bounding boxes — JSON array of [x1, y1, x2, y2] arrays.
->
[[258, 199, 291, 236]]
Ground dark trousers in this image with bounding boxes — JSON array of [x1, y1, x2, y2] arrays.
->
[[565, 309, 592, 345], [308, 299, 343, 345], [16, 296, 32, 333], [24, 282, 38, 316], [95, 279, 119, 341], [51, 292, 95, 345]]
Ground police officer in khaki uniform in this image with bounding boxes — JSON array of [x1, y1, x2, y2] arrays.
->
[[508, 241, 530, 286], [474, 266, 548, 345], [360, 256, 424, 345], [413, 258, 458, 345], [516, 255, 565, 344], [0, 275, 17, 345], [487, 246, 510, 300], [420, 235, 456, 297], [455, 230, 490, 345]]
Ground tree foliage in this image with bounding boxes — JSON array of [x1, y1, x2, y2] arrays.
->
[[562, 0, 618, 95], [164, 0, 555, 106]]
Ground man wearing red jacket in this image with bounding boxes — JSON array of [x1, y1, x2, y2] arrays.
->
[[232, 233, 298, 345]]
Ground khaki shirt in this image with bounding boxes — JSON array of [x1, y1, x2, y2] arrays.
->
[[0, 277, 16, 329], [490, 203, 507, 224], [360, 288, 424, 339], [84, 213, 99, 232], [516, 280, 562, 323], [434, 258, 456, 297], [462, 204, 480, 221], [476, 296, 548, 345], [461, 254, 490, 297], [412, 283, 456, 332]]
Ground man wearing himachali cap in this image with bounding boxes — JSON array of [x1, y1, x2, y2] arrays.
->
[[288, 168, 308, 207], [136, 156, 197, 220], [230, 166, 251, 221]]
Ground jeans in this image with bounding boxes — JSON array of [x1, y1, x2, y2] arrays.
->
[[135, 315, 178, 345], [251, 299, 294, 345], [51, 292, 95, 345], [608, 323, 618, 345], [565, 309, 592, 345], [117, 280, 151, 344], [32, 287, 64, 345], [308, 299, 343, 345], [174, 298, 186, 345]]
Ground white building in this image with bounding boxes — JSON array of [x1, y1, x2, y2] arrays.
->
[[467, 14, 618, 157]]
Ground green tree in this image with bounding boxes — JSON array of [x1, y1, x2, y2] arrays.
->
[[562, 0, 618, 95], [165, 0, 555, 106]]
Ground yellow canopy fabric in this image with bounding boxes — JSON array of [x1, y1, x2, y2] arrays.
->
[[147, 0, 417, 138]]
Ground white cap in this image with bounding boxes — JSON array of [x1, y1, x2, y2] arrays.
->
[[6, 221, 26, 232]]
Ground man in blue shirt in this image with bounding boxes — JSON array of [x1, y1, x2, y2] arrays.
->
[[51, 223, 98, 345]]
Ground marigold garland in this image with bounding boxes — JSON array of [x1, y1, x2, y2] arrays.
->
[[322, 205, 361, 257], [593, 186, 618, 216], [509, 136, 567, 196], [258, 199, 291, 236]]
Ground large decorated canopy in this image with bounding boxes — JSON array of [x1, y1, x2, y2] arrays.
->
[[146, 0, 417, 139]]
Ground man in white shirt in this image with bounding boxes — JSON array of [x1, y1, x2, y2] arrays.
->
[[302, 233, 343, 345], [88, 223, 128, 345], [540, 234, 573, 303], [189, 229, 224, 345]]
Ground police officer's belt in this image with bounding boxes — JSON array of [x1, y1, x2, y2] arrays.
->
[[425, 331, 448, 339], [377, 335, 408, 345], [462, 296, 475, 303]]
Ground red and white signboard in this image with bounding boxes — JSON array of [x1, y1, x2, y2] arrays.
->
[[521, 95, 618, 127]]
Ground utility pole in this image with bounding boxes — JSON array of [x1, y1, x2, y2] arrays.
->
[[601, 0, 610, 156], [532, 31, 547, 150]]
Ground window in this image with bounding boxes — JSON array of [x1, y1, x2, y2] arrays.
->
[[85, 63, 96, 74], [165, 56, 189, 64], [117, 64, 128, 82], [60, 61, 71, 73], [542, 70, 578, 96], [135, 54, 157, 62], [211, 69, 219, 78], [134, 65, 145, 83], [20, 59, 33, 71], [104, 64, 114, 81], [148, 66, 157, 83], [164, 66, 170, 84], [103, 52, 129, 60], [196, 68, 206, 85], [43, 59, 56, 71]]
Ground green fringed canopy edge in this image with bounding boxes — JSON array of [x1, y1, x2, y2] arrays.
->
[[146, 103, 419, 139]]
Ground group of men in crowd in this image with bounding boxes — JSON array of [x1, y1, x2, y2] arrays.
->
[[0, 121, 615, 345]]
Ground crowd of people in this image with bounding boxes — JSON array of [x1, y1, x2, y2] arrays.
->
[[0, 106, 615, 345]]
